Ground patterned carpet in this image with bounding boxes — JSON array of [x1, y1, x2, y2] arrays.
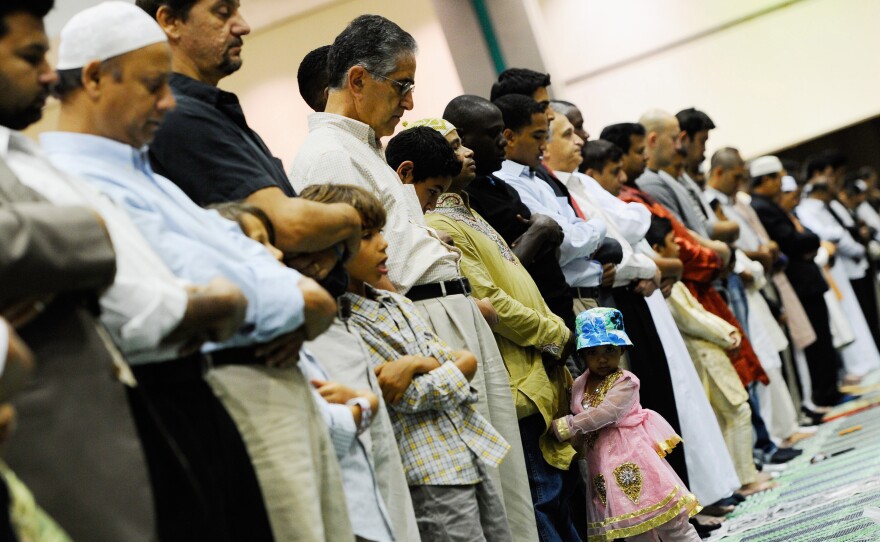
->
[[707, 377, 880, 542]]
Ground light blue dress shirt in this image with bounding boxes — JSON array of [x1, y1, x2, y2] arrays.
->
[[493, 160, 606, 287], [298, 349, 396, 542], [41, 132, 305, 349]]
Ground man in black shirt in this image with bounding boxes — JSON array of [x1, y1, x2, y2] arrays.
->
[[444, 95, 575, 329], [136, 0, 360, 282]]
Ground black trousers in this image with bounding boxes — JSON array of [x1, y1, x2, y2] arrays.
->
[[850, 275, 880, 351], [611, 288, 689, 487], [799, 294, 843, 406], [127, 357, 274, 542]]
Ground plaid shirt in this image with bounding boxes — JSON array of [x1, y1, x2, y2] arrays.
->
[[345, 286, 510, 486]]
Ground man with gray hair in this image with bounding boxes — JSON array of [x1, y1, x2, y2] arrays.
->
[[290, 14, 534, 542]]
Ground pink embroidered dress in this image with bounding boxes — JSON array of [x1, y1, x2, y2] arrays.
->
[[553, 369, 700, 541]]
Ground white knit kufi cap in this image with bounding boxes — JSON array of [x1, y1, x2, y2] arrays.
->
[[781, 175, 798, 193], [749, 155, 783, 178], [57, 1, 167, 70]]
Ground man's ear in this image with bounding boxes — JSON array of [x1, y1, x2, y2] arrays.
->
[[647, 131, 658, 148], [503, 127, 516, 146], [585, 167, 599, 179], [81, 60, 104, 98], [347, 65, 368, 96], [155, 6, 180, 41], [396, 161, 415, 184]]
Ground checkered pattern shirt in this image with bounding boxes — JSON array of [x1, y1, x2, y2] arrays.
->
[[345, 286, 510, 486]]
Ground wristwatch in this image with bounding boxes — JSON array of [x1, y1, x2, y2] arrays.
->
[[346, 396, 373, 434]]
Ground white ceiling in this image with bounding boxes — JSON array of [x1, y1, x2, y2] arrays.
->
[[44, 0, 341, 38]]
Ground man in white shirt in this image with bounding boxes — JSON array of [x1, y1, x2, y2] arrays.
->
[[491, 93, 607, 315], [289, 16, 530, 535]]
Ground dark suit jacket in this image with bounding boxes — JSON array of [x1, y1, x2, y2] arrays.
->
[[0, 158, 156, 541], [750, 194, 828, 298]]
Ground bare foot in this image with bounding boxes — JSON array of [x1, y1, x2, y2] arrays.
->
[[782, 431, 815, 447], [739, 480, 778, 496], [693, 513, 726, 526]]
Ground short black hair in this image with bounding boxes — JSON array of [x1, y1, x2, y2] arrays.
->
[[327, 14, 416, 90], [490, 68, 551, 102], [443, 94, 498, 133], [675, 108, 715, 138], [53, 58, 123, 101], [493, 94, 545, 133], [297, 45, 331, 112], [385, 127, 460, 183], [0, 0, 54, 37], [599, 123, 645, 154], [580, 140, 623, 174], [644, 215, 674, 249], [136, 0, 197, 21], [804, 149, 847, 179]]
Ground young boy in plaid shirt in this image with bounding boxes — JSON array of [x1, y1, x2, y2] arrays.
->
[[301, 184, 513, 542]]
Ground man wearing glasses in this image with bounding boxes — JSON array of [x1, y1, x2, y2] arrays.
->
[[291, 14, 538, 542]]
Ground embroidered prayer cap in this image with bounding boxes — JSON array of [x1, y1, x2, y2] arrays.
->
[[57, 1, 168, 70], [781, 175, 798, 193], [403, 118, 457, 137], [749, 155, 783, 179], [575, 307, 633, 350]]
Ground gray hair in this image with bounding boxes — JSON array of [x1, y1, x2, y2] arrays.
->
[[327, 14, 417, 90]]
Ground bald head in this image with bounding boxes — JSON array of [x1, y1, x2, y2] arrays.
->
[[639, 109, 677, 135], [444, 95, 507, 175], [639, 109, 680, 170], [708, 147, 746, 195]]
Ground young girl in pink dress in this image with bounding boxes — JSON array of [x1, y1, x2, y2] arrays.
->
[[552, 308, 701, 541]]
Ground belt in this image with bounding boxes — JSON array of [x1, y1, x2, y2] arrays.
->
[[131, 353, 208, 387], [206, 345, 263, 368], [570, 286, 600, 299], [407, 278, 471, 302]]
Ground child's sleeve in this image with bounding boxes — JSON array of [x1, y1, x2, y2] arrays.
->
[[666, 282, 739, 348], [392, 362, 476, 414], [551, 377, 639, 442]]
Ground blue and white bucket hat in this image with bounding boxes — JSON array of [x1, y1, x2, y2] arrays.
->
[[575, 307, 633, 350]]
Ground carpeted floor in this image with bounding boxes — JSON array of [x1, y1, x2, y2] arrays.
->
[[706, 379, 880, 542]]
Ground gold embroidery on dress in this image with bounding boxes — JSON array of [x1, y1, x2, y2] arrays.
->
[[613, 462, 643, 505], [583, 369, 623, 407], [585, 431, 599, 450], [593, 473, 607, 506]]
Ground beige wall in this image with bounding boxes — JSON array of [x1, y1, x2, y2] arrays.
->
[[536, 0, 880, 161], [28, 0, 462, 170]]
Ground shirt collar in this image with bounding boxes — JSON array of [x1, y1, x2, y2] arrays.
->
[[0, 126, 40, 160], [308, 112, 382, 150], [500, 159, 533, 179], [40, 131, 153, 175], [704, 186, 730, 205], [435, 192, 469, 211], [345, 284, 397, 322], [170, 72, 236, 107]]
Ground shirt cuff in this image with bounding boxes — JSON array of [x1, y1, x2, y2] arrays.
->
[[322, 402, 359, 460]]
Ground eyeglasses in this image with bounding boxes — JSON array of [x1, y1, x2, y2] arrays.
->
[[368, 71, 414, 96]]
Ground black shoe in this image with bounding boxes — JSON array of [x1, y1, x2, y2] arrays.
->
[[731, 492, 746, 503], [767, 447, 803, 464], [835, 394, 861, 405], [690, 518, 722, 538], [713, 496, 740, 507]]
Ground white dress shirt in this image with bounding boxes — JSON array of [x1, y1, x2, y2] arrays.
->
[[494, 160, 606, 287], [289, 113, 460, 293], [558, 171, 657, 287], [796, 197, 867, 280], [1, 127, 187, 363]]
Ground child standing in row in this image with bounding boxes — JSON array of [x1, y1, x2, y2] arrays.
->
[[552, 307, 701, 541]]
